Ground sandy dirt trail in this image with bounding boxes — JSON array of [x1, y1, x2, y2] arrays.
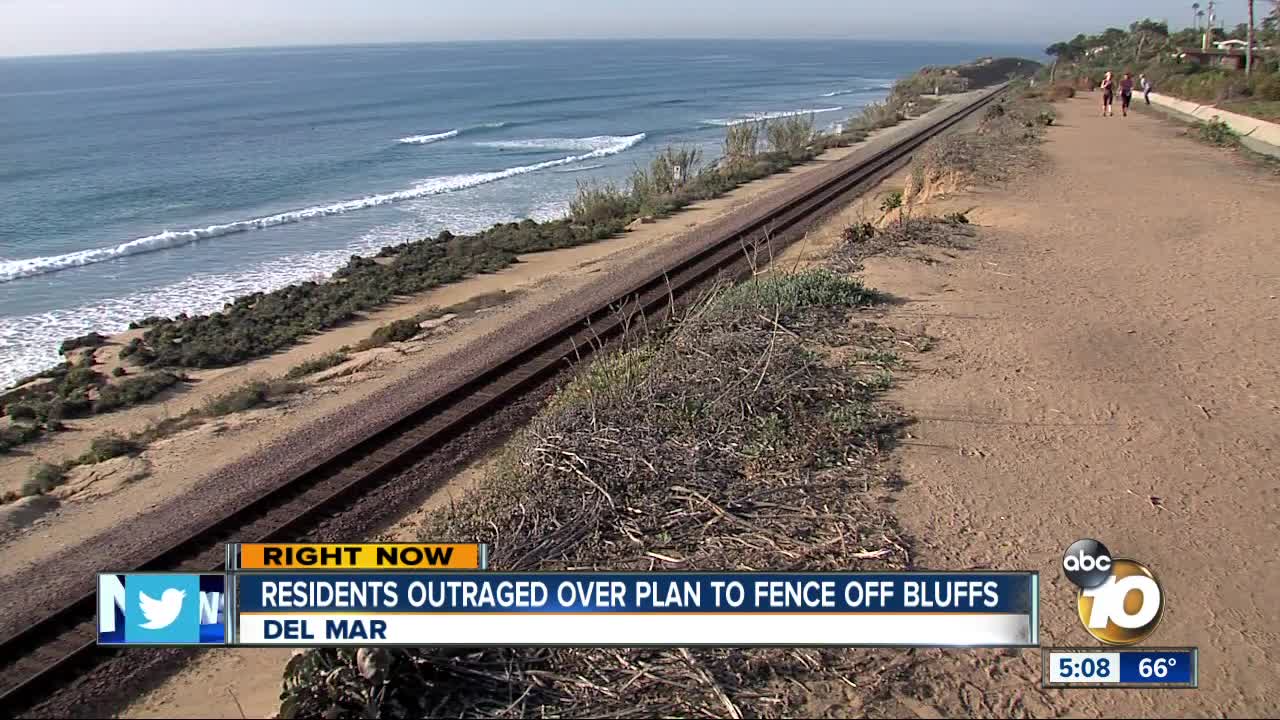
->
[[860, 96, 1280, 715]]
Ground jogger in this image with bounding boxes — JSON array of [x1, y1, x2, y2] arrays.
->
[[1100, 72, 1114, 117]]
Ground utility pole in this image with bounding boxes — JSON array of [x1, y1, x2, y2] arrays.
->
[[1193, 3, 1201, 31], [1247, 0, 1255, 76], [1204, 0, 1216, 51]]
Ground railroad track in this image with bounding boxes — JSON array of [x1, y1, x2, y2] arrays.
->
[[0, 84, 1004, 717]]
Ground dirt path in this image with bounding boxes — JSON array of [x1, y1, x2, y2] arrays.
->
[[859, 96, 1280, 715]]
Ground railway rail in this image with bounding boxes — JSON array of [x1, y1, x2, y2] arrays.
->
[[0, 84, 1005, 717]]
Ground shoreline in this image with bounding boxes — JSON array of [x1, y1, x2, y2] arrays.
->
[[0, 92, 994, 568], [2, 61, 960, 457]]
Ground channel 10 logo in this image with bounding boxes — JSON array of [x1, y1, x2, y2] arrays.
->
[[1061, 539, 1163, 646]]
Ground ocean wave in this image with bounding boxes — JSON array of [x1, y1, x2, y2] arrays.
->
[[821, 89, 855, 98], [476, 135, 641, 153], [701, 106, 844, 127], [396, 122, 508, 146], [1, 193, 578, 389], [397, 129, 460, 145], [0, 132, 646, 284], [552, 164, 606, 174]]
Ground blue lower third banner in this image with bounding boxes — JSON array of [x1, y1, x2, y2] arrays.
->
[[235, 572, 1039, 647], [97, 573, 227, 645]]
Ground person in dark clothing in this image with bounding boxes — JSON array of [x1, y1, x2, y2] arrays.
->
[[1100, 72, 1115, 117], [1120, 73, 1135, 117]]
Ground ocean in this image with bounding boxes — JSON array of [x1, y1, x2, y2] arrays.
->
[[0, 39, 1037, 387]]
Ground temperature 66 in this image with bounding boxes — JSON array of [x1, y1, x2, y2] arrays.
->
[[1118, 651, 1196, 685]]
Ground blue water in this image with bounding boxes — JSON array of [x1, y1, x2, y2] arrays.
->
[[0, 40, 1037, 385]]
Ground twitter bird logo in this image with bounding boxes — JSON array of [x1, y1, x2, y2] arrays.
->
[[124, 574, 201, 643], [138, 588, 186, 630]]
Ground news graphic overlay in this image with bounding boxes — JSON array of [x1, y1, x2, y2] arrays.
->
[[231, 571, 1039, 647], [1062, 538, 1163, 646], [97, 573, 227, 645], [1043, 647, 1198, 689]]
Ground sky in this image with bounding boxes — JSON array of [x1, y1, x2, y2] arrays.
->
[[0, 0, 1250, 58]]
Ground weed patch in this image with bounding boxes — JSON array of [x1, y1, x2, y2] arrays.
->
[[279, 269, 910, 718]]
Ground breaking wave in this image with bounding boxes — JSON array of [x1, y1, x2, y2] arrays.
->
[[476, 135, 643, 153], [397, 130, 460, 145], [0, 132, 645, 284], [396, 122, 508, 145]]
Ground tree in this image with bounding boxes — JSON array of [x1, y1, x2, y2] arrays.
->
[[1130, 19, 1170, 62], [1045, 42, 1074, 82], [1100, 27, 1129, 47], [1193, 3, 1202, 30]]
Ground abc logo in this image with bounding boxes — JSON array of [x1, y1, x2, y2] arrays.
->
[[1062, 539, 1164, 645]]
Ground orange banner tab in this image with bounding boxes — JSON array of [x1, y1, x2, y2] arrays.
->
[[236, 543, 484, 570]]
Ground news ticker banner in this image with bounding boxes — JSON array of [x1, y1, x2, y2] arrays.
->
[[98, 544, 1036, 648], [1043, 648, 1198, 689]]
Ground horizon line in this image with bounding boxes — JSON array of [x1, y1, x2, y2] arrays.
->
[[0, 36, 1048, 61]]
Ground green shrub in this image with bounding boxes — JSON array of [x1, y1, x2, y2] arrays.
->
[[880, 191, 904, 212], [22, 462, 67, 496], [203, 379, 303, 417], [79, 432, 142, 464], [357, 318, 420, 351], [286, 351, 352, 379], [92, 372, 183, 414], [6, 403, 38, 423], [0, 424, 43, 454], [569, 181, 632, 225], [58, 332, 107, 355], [1255, 73, 1280, 102], [765, 115, 815, 158], [841, 222, 877, 244], [1197, 118, 1239, 147], [849, 101, 905, 131], [722, 121, 761, 169], [1036, 110, 1056, 126], [111, 367, 127, 377]]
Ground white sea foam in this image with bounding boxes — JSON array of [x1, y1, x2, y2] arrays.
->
[[397, 129, 460, 145], [701, 106, 844, 127], [821, 89, 854, 98], [396, 122, 508, 145], [552, 163, 606, 174], [0, 193, 581, 389], [0, 133, 645, 285], [476, 136, 641, 152]]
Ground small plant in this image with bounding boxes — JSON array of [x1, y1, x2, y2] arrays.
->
[[1035, 110, 1056, 127], [79, 432, 142, 464], [841, 222, 877, 244], [6, 403, 38, 423], [569, 181, 632, 226], [1196, 118, 1239, 147], [0, 423, 43, 454], [203, 379, 303, 417], [880, 191, 904, 212], [944, 211, 971, 225], [22, 462, 67, 496], [722, 121, 761, 169], [111, 367, 127, 378], [765, 115, 815, 159], [286, 351, 351, 379], [356, 318, 421, 351]]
